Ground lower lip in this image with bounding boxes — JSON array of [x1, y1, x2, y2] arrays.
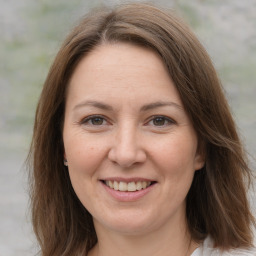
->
[[101, 182, 156, 202]]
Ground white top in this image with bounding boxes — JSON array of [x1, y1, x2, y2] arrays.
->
[[191, 237, 256, 256]]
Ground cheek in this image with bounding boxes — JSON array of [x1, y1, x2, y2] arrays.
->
[[64, 135, 107, 176], [157, 137, 197, 167], [151, 133, 198, 186], [64, 138, 106, 204]]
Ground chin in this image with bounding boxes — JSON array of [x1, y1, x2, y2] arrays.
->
[[93, 209, 162, 236], [107, 222, 154, 236]]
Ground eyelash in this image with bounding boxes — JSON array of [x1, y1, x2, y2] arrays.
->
[[80, 115, 109, 126], [146, 115, 176, 127], [80, 115, 175, 127]]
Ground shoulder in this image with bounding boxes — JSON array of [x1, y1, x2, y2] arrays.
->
[[221, 248, 256, 256], [192, 236, 256, 256]]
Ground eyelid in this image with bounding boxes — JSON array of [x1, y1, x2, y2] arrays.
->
[[145, 115, 176, 126], [80, 115, 111, 125], [78, 114, 175, 127]]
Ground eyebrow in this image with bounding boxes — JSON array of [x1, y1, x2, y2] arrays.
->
[[140, 101, 183, 112], [73, 100, 114, 111], [73, 100, 183, 112]]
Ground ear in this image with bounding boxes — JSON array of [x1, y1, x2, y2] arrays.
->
[[63, 152, 68, 166], [194, 141, 206, 171], [194, 152, 205, 171]]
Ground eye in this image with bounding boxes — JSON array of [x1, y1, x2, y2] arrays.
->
[[81, 115, 108, 126], [147, 116, 175, 127]]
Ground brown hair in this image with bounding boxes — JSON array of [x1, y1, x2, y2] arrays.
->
[[28, 3, 255, 255]]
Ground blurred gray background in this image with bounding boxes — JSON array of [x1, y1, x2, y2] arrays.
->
[[0, 0, 255, 255]]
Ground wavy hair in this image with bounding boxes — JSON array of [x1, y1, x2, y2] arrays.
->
[[28, 3, 255, 255]]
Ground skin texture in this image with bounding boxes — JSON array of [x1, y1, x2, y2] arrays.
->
[[63, 43, 205, 256]]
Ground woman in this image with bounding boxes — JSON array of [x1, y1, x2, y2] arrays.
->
[[28, 3, 256, 256]]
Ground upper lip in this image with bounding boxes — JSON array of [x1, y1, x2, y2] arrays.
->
[[100, 177, 156, 183]]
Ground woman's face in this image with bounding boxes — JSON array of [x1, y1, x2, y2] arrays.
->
[[63, 43, 204, 235]]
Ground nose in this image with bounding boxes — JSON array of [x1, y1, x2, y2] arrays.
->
[[108, 124, 147, 168]]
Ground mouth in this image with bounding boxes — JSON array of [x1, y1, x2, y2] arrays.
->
[[101, 180, 156, 192]]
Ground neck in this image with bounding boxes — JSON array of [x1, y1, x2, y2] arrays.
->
[[89, 215, 198, 256]]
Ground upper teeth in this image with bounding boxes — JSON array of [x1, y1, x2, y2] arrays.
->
[[105, 181, 151, 192]]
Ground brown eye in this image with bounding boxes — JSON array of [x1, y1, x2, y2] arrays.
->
[[153, 117, 166, 126], [91, 117, 104, 125], [146, 116, 175, 127], [81, 116, 107, 126]]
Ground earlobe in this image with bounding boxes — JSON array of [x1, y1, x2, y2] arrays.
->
[[63, 152, 68, 166], [194, 153, 205, 171], [194, 140, 206, 171], [64, 159, 68, 166], [194, 141, 206, 170]]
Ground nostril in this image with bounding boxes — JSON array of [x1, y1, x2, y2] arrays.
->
[[108, 146, 147, 168]]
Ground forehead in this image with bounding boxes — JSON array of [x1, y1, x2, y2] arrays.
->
[[66, 42, 182, 107], [70, 43, 168, 80]]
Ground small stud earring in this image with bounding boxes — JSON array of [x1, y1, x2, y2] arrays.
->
[[64, 159, 68, 166]]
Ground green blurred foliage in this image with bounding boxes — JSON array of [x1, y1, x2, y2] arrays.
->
[[1, 0, 255, 159]]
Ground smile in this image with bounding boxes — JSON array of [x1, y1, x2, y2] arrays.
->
[[103, 180, 154, 192]]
